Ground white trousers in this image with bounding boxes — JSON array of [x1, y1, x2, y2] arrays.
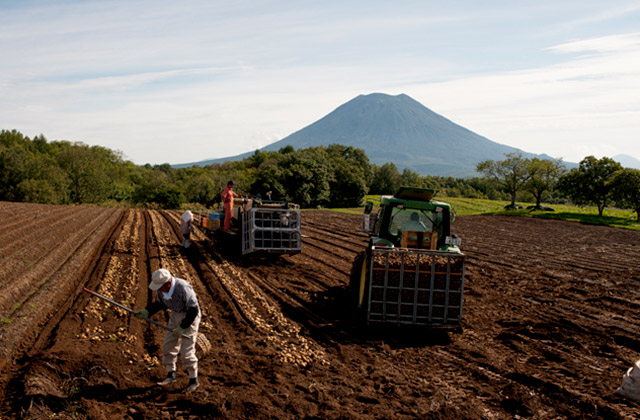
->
[[162, 310, 201, 379]]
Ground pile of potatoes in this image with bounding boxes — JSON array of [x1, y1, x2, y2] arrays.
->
[[372, 251, 464, 272]]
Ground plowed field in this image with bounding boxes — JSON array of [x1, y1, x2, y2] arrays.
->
[[1, 202, 639, 419]]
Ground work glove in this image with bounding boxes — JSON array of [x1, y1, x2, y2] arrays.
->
[[171, 326, 185, 338], [135, 309, 149, 319]]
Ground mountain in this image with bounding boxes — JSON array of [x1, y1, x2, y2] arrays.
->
[[613, 154, 640, 170], [175, 93, 561, 177]]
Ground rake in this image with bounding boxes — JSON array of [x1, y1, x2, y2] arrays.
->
[[82, 287, 211, 355]]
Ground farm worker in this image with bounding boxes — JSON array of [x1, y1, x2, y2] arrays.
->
[[402, 212, 429, 232], [221, 180, 240, 230], [135, 268, 201, 392], [180, 210, 194, 248]]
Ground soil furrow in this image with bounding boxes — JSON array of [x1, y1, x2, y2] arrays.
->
[[1, 206, 640, 419]]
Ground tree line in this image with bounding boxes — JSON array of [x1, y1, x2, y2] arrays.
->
[[477, 153, 640, 221], [1, 129, 638, 220]]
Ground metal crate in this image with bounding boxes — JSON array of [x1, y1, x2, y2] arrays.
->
[[366, 247, 465, 327], [241, 208, 302, 255]]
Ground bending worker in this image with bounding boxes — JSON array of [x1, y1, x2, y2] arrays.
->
[[136, 268, 201, 392], [221, 180, 240, 231], [180, 210, 194, 248]]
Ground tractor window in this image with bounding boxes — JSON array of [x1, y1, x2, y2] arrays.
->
[[388, 208, 404, 236], [388, 208, 435, 239]]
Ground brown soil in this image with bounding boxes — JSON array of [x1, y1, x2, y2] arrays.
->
[[1, 202, 639, 419]]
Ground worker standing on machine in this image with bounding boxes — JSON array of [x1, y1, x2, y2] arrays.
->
[[221, 180, 240, 231]]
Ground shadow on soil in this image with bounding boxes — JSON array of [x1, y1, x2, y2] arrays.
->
[[184, 243, 454, 350], [299, 285, 454, 349], [184, 240, 291, 268]]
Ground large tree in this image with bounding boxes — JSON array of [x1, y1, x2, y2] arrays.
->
[[250, 161, 286, 202], [16, 154, 70, 204], [326, 144, 371, 207], [476, 153, 532, 208], [556, 156, 622, 216], [279, 148, 331, 208], [400, 168, 421, 188], [369, 163, 401, 195], [49, 141, 134, 204], [612, 168, 640, 221], [0, 131, 71, 203], [525, 158, 566, 208], [131, 166, 184, 208], [184, 173, 219, 206]]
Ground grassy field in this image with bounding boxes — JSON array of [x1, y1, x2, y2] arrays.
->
[[329, 195, 640, 231]]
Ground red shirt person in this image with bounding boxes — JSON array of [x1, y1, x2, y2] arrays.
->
[[221, 180, 240, 230]]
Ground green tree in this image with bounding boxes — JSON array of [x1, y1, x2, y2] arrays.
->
[[279, 145, 295, 154], [0, 130, 31, 201], [0, 129, 27, 149], [525, 158, 566, 208], [279, 148, 331, 207], [427, 176, 485, 198], [132, 166, 184, 208], [0, 131, 71, 203], [154, 163, 173, 174], [250, 161, 286, 201], [326, 145, 371, 207], [369, 163, 401, 194], [477, 153, 532, 208], [247, 150, 268, 168], [184, 174, 218, 206], [55, 142, 114, 203], [611, 168, 640, 221], [400, 168, 421, 188], [17, 154, 70, 204], [556, 156, 622, 216], [0, 146, 31, 201], [150, 186, 184, 209]]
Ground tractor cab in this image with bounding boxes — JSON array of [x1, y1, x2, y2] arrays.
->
[[363, 187, 460, 252]]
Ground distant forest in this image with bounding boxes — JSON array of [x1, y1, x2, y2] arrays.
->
[[2, 129, 637, 218]]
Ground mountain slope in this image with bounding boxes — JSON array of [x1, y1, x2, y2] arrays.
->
[[613, 154, 640, 170], [176, 93, 560, 177]]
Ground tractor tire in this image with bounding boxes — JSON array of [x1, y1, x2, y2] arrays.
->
[[349, 250, 369, 325]]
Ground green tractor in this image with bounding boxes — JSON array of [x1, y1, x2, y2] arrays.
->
[[353, 187, 465, 328]]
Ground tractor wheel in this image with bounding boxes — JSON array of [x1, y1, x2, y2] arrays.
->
[[349, 250, 369, 324]]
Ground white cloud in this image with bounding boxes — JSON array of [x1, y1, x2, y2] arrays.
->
[[549, 31, 640, 54], [402, 32, 640, 163], [1, 1, 640, 165], [564, 4, 640, 28]]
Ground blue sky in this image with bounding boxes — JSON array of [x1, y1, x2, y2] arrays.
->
[[1, 1, 639, 166]]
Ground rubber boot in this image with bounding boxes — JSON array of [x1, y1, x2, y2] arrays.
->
[[186, 377, 199, 392], [157, 371, 176, 386]]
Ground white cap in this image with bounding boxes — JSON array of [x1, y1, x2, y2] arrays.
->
[[150, 268, 172, 291]]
